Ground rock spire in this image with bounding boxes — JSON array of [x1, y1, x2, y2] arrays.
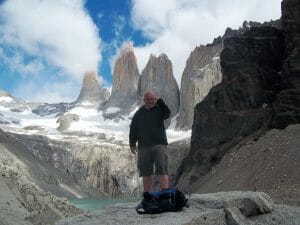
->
[[140, 53, 180, 119], [76, 71, 110, 104]]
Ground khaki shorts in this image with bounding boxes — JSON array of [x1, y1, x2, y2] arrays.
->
[[137, 145, 168, 177]]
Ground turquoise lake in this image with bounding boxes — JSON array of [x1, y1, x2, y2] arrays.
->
[[69, 198, 139, 211]]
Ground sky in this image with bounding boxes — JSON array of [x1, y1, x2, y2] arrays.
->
[[0, 0, 282, 103]]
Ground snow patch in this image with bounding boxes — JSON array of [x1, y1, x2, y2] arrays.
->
[[105, 107, 120, 114], [0, 96, 13, 102], [1, 104, 191, 145]]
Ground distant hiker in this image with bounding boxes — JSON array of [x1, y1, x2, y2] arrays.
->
[[129, 91, 171, 192]]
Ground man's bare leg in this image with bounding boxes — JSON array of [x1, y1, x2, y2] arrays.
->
[[143, 176, 152, 192], [158, 175, 169, 190]]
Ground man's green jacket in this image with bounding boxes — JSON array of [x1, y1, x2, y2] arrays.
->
[[129, 98, 171, 148]]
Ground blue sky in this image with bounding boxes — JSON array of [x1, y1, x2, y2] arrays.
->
[[0, 0, 282, 103]]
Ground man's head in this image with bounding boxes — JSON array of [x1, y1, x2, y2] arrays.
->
[[143, 91, 157, 109]]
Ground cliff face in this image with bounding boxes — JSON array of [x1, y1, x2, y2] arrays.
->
[[176, 44, 223, 130], [192, 26, 283, 159], [176, 20, 282, 131], [13, 132, 141, 198], [140, 54, 180, 118], [108, 43, 140, 109], [0, 129, 103, 199], [177, 0, 299, 192], [272, 0, 300, 128]]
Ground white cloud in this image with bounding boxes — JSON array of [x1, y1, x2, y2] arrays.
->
[[0, 49, 45, 75], [13, 79, 81, 103], [130, 0, 282, 86], [113, 15, 126, 40], [0, 0, 101, 81]]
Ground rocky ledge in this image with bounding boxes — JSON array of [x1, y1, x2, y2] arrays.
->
[[0, 165, 82, 225], [56, 191, 300, 225]]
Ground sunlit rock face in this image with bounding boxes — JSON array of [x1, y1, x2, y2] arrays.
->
[[107, 43, 140, 110], [176, 43, 223, 130], [76, 71, 110, 105], [139, 54, 180, 119]]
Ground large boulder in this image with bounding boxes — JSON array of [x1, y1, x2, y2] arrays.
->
[[56, 114, 80, 132]]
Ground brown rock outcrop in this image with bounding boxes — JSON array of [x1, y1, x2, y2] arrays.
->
[[107, 43, 140, 109], [76, 71, 109, 104]]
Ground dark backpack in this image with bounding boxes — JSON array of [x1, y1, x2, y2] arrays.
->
[[135, 188, 188, 214]]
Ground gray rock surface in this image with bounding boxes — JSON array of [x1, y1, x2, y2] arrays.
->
[[140, 53, 180, 119], [55, 192, 300, 225], [176, 44, 223, 130], [272, 0, 300, 128], [31, 102, 73, 117], [0, 145, 83, 225], [167, 138, 190, 187]]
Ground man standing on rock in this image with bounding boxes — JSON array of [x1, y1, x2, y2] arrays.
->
[[129, 91, 171, 192]]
